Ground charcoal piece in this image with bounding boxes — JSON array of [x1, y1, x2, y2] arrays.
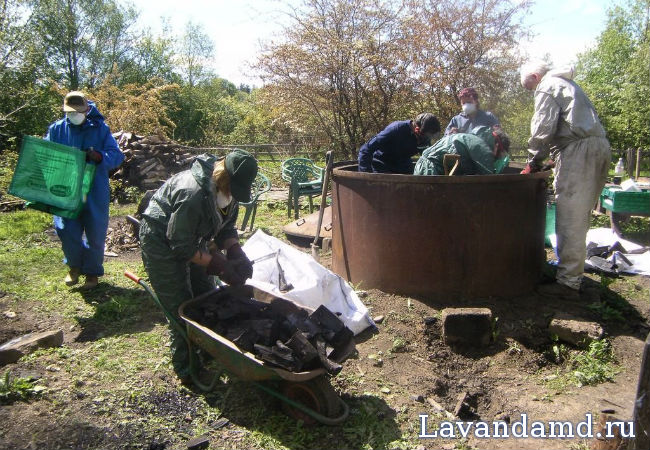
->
[[274, 340, 293, 357], [329, 337, 357, 363], [269, 298, 305, 317], [214, 296, 268, 321], [586, 243, 610, 258], [253, 343, 301, 372], [330, 326, 354, 349], [286, 331, 319, 363], [309, 305, 345, 337], [288, 312, 320, 338], [240, 319, 279, 346], [315, 337, 342, 375], [224, 327, 258, 353]]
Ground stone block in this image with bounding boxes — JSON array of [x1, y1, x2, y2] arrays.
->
[[548, 313, 603, 348], [0, 330, 64, 365], [441, 307, 492, 347]]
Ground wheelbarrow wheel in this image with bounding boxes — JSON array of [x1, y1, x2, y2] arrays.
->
[[280, 376, 340, 425]]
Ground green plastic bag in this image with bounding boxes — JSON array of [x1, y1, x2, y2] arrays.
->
[[26, 163, 96, 219], [9, 136, 87, 210]]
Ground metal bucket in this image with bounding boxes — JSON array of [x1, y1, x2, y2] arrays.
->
[[331, 164, 550, 299]]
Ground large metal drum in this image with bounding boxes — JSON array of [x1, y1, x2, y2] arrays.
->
[[331, 164, 550, 299]]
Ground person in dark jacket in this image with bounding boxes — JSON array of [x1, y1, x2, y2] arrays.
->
[[139, 150, 258, 382], [45, 91, 124, 290], [357, 113, 441, 174], [445, 88, 500, 135]]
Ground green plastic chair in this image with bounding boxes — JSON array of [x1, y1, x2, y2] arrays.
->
[[239, 172, 271, 231], [281, 158, 324, 219]]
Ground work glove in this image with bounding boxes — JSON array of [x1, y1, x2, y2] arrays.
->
[[520, 163, 539, 174], [206, 251, 245, 286], [541, 160, 555, 171], [227, 243, 254, 281], [85, 148, 103, 163]]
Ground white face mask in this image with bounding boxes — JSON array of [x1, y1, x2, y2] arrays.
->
[[216, 190, 232, 209], [462, 103, 477, 115], [67, 112, 86, 125]]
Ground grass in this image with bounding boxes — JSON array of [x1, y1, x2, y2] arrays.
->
[[0, 204, 421, 450], [544, 339, 620, 392], [0, 370, 46, 405]]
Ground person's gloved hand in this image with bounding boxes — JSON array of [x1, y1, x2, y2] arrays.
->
[[85, 148, 103, 163], [541, 160, 555, 171], [206, 251, 245, 286], [227, 243, 253, 281], [520, 163, 540, 174]]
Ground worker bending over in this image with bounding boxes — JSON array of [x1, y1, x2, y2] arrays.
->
[[358, 113, 441, 174]]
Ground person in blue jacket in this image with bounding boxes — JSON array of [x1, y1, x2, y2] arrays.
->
[[45, 91, 124, 289], [357, 113, 441, 174], [445, 88, 500, 135]]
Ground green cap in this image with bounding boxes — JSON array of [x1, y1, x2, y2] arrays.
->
[[225, 149, 258, 203]]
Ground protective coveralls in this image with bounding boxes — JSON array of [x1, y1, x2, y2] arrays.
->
[[444, 109, 499, 136], [45, 101, 124, 277], [357, 120, 422, 174], [527, 68, 611, 290], [139, 154, 239, 379], [414, 126, 501, 176]]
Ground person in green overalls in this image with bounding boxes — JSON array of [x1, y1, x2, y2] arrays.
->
[[139, 149, 258, 382]]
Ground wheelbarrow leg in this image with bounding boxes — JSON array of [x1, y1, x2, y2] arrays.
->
[[252, 376, 349, 426], [187, 341, 223, 392]]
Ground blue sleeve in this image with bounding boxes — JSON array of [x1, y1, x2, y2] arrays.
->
[[445, 117, 458, 135], [486, 111, 500, 127], [99, 125, 124, 170], [358, 141, 373, 172]]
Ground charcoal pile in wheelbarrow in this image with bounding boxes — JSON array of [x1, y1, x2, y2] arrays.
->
[[183, 288, 356, 374]]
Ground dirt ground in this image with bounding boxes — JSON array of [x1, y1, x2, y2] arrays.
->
[[0, 215, 649, 450]]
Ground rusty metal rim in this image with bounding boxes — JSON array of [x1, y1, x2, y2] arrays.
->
[[332, 163, 551, 184]]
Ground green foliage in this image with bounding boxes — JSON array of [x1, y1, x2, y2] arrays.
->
[[577, 0, 650, 149], [0, 371, 46, 405], [109, 179, 142, 204], [570, 339, 619, 387]]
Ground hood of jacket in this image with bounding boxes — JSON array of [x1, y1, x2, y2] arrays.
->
[[469, 125, 496, 150], [547, 65, 576, 81], [190, 153, 219, 192]]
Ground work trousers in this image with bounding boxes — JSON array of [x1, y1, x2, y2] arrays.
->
[[54, 197, 109, 276], [554, 136, 611, 289], [139, 220, 216, 379]]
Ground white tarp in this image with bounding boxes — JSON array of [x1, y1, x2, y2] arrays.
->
[[548, 227, 650, 276], [242, 230, 375, 335]]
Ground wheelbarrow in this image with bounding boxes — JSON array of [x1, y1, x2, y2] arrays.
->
[[124, 270, 350, 425]]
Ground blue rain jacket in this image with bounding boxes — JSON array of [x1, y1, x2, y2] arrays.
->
[[45, 101, 124, 275], [357, 120, 421, 174]]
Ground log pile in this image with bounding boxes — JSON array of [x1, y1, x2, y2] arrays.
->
[[104, 218, 139, 255], [111, 131, 197, 190]]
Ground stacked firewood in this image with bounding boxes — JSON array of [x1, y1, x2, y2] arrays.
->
[[104, 218, 139, 256], [111, 131, 197, 190]]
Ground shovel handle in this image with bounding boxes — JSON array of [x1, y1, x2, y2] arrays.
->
[[124, 270, 142, 284]]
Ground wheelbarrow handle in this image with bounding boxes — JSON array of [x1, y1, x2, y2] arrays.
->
[[124, 270, 142, 284]]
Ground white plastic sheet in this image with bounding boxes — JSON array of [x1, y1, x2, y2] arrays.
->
[[242, 230, 375, 335], [547, 228, 650, 276]]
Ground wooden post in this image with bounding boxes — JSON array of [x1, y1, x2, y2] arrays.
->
[[627, 148, 636, 179], [630, 332, 650, 449], [635, 148, 641, 180]]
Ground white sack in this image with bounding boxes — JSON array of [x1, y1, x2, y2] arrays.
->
[[242, 230, 375, 335]]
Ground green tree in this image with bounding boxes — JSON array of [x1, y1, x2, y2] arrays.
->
[[577, 0, 650, 149], [0, 0, 59, 145], [177, 21, 214, 87], [31, 0, 138, 89]]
